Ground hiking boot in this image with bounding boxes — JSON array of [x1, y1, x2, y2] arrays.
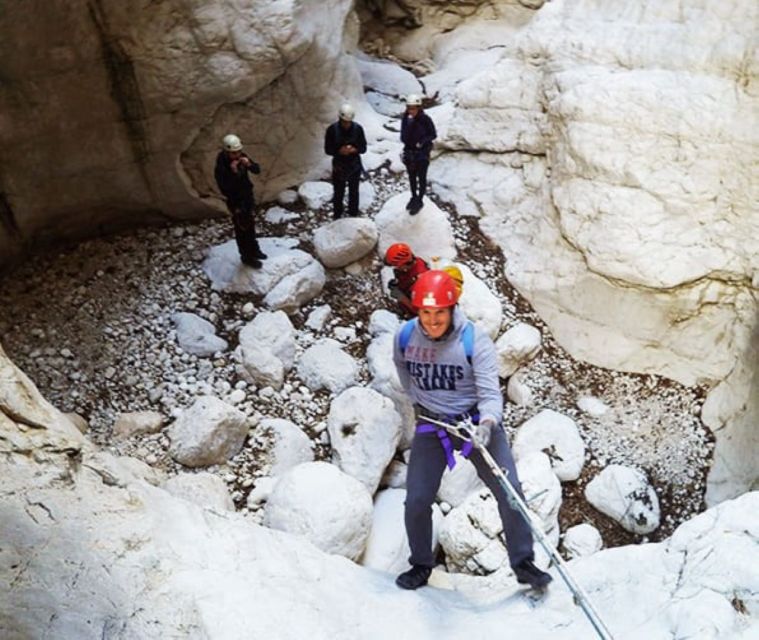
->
[[513, 559, 552, 589], [241, 257, 263, 269], [253, 250, 268, 260], [406, 196, 417, 211], [395, 565, 432, 590], [409, 197, 423, 215]]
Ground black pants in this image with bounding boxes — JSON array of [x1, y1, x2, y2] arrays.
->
[[404, 425, 534, 569], [406, 160, 429, 199], [332, 170, 360, 217], [228, 198, 260, 263]]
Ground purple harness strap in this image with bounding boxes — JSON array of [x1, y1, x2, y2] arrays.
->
[[416, 417, 477, 470]]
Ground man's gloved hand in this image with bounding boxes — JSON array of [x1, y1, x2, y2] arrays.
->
[[471, 418, 495, 449], [388, 280, 403, 301]]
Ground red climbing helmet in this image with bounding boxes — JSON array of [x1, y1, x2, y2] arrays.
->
[[384, 242, 414, 267], [411, 270, 459, 309]]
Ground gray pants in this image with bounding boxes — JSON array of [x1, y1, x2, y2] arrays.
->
[[404, 425, 534, 569]]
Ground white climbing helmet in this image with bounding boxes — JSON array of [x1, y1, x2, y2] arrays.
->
[[338, 103, 355, 121], [405, 94, 422, 107], [222, 134, 243, 152]]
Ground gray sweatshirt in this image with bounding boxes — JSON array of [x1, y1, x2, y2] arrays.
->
[[393, 307, 503, 425]]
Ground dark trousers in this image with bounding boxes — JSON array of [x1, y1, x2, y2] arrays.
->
[[332, 170, 360, 217], [406, 160, 429, 199], [228, 198, 260, 263], [404, 425, 535, 569]]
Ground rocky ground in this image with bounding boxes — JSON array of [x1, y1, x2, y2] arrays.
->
[[0, 166, 713, 549]]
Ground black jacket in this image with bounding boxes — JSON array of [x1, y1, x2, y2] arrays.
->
[[324, 121, 367, 177], [214, 151, 260, 204], [401, 110, 437, 163]]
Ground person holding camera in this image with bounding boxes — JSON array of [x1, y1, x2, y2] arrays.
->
[[214, 133, 266, 268], [401, 94, 437, 215], [324, 103, 367, 219]]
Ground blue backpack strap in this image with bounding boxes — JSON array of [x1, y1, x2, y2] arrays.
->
[[398, 318, 417, 354], [462, 321, 474, 365]]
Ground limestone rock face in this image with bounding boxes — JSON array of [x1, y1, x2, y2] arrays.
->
[[426, 0, 759, 501], [0, 0, 360, 267]]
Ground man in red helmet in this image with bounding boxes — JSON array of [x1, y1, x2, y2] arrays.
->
[[384, 242, 429, 317], [392, 270, 552, 591]]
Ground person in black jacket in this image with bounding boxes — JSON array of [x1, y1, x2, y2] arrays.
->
[[324, 104, 367, 219], [401, 94, 437, 215], [214, 133, 265, 268]]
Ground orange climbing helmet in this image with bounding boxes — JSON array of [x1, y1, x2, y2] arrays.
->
[[384, 243, 414, 267], [411, 270, 459, 309]]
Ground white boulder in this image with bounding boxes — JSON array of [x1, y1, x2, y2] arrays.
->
[[264, 259, 326, 312], [298, 181, 333, 209], [263, 462, 373, 561], [112, 410, 165, 440], [516, 451, 562, 547], [577, 395, 610, 417], [168, 396, 249, 468], [495, 322, 542, 378], [313, 218, 378, 268], [261, 418, 314, 477], [203, 238, 324, 309], [359, 181, 376, 213], [506, 373, 533, 406], [236, 311, 296, 390], [562, 523, 603, 560], [437, 458, 483, 508], [298, 339, 359, 394], [513, 409, 586, 482], [439, 489, 508, 575], [585, 464, 661, 535], [245, 476, 277, 509], [455, 264, 503, 340], [375, 192, 457, 262], [171, 312, 227, 357], [327, 387, 403, 494], [264, 206, 298, 223], [366, 331, 417, 449], [305, 305, 332, 331], [369, 309, 400, 336]]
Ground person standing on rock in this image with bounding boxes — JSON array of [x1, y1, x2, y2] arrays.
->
[[214, 134, 266, 269], [401, 94, 436, 215], [392, 270, 552, 591], [324, 103, 367, 219], [384, 242, 429, 317]]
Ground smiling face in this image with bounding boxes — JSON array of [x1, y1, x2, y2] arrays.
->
[[418, 306, 452, 339]]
